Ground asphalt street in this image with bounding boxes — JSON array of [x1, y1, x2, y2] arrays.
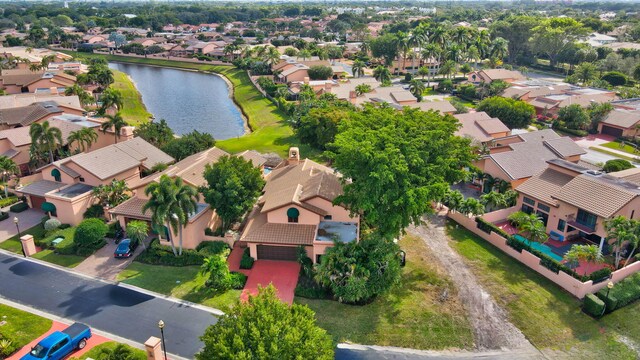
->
[[0, 253, 216, 359]]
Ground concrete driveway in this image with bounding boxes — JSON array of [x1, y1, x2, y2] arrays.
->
[[73, 239, 147, 280], [0, 208, 45, 242]]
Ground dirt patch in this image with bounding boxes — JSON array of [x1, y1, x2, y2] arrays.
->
[[408, 213, 536, 352]]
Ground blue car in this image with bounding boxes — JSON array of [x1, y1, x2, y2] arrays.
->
[[21, 323, 91, 360], [114, 238, 138, 258]]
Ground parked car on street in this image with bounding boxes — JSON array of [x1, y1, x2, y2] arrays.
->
[[21, 323, 91, 360], [113, 238, 138, 258]]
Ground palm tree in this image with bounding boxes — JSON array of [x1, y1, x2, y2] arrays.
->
[[360, 40, 371, 56], [355, 84, 371, 96], [408, 79, 425, 99], [605, 216, 637, 268], [126, 220, 149, 250], [443, 190, 464, 213], [417, 66, 430, 80], [64, 84, 94, 107], [373, 65, 391, 84], [29, 121, 63, 164], [92, 179, 130, 208], [575, 62, 597, 86], [490, 37, 509, 61], [298, 49, 311, 61], [98, 88, 123, 115], [480, 191, 507, 212], [408, 26, 427, 71], [565, 244, 603, 276], [143, 175, 179, 256], [265, 46, 281, 67], [101, 113, 127, 143], [223, 44, 238, 61], [0, 156, 18, 198], [174, 177, 198, 255], [507, 211, 547, 244], [394, 31, 410, 74], [421, 43, 440, 82], [438, 60, 456, 79], [68, 127, 98, 152], [351, 60, 366, 78], [97, 343, 138, 360], [459, 198, 485, 217]]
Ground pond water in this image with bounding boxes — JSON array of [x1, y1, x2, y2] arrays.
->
[[109, 62, 245, 139]]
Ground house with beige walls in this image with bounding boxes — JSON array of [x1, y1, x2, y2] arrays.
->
[[452, 112, 511, 145], [467, 69, 525, 84], [16, 137, 173, 226], [241, 148, 360, 263], [110, 147, 269, 250], [515, 159, 640, 254]]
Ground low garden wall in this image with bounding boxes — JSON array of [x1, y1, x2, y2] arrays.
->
[[448, 210, 640, 299]]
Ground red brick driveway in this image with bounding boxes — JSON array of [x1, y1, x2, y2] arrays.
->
[[240, 260, 300, 305]]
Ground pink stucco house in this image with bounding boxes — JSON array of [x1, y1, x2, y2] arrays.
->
[[241, 148, 360, 263]]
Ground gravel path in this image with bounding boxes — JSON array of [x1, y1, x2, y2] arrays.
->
[[408, 213, 538, 353]]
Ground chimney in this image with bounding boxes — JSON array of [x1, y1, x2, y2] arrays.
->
[[288, 147, 300, 165], [49, 87, 58, 95], [303, 77, 309, 85]]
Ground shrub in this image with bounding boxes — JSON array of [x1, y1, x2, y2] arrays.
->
[[603, 159, 634, 173], [202, 255, 231, 291], [297, 245, 313, 277], [73, 218, 108, 254], [83, 204, 105, 219], [601, 273, 640, 310], [0, 336, 17, 358], [601, 71, 628, 87], [583, 293, 605, 317], [59, 223, 71, 230], [588, 268, 612, 283], [0, 196, 19, 208], [553, 125, 588, 137], [197, 241, 230, 258], [0, 212, 8, 221], [229, 272, 247, 289], [136, 238, 205, 266], [295, 273, 329, 299], [9, 202, 28, 213], [44, 218, 62, 231], [596, 291, 619, 313], [106, 221, 121, 238], [307, 65, 333, 80], [475, 217, 510, 238], [239, 247, 255, 269]]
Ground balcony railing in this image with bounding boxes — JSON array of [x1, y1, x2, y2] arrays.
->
[[566, 214, 597, 234]]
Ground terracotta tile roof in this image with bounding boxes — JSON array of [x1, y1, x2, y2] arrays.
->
[[609, 167, 640, 186], [0, 101, 63, 126], [479, 69, 525, 81], [170, 147, 228, 187], [109, 197, 152, 220], [237, 150, 267, 167], [0, 126, 31, 146], [543, 137, 587, 158], [0, 94, 82, 110], [241, 212, 317, 245], [16, 180, 65, 197], [601, 109, 640, 129], [516, 168, 574, 206], [453, 112, 510, 143], [0, 72, 43, 86], [553, 174, 640, 218], [407, 100, 456, 114]]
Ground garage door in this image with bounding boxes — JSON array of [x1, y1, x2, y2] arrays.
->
[[601, 125, 623, 138], [257, 245, 298, 261]]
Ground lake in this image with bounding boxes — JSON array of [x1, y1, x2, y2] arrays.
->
[[109, 62, 245, 139]]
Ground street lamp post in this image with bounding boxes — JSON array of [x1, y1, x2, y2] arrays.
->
[[158, 320, 167, 360], [14, 217, 24, 257], [606, 281, 614, 298]]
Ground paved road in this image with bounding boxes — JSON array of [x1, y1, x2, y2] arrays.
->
[[0, 253, 217, 359]]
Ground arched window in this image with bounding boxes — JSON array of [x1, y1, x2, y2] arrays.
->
[[51, 168, 61, 182], [287, 207, 299, 223]]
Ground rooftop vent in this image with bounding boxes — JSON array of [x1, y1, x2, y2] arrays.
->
[[586, 170, 602, 176]]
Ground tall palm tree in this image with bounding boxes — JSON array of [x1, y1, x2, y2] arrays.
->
[[359, 40, 371, 56], [98, 88, 124, 115], [395, 31, 410, 74], [565, 244, 603, 276], [64, 84, 94, 107], [605, 216, 636, 268], [351, 60, 366, 78], [0, 156, 18, 198], [408, 26, 427, 72], [101, 113, 127, 143], [373, 65, 391, 84], [408, 79, 425, 99], [68, 127, 98, 152], [265, 46, 281, 66], [438, 60, 456, 79], [143, 175, 179, 256], [480, 191, 507, 212], [421, 43, 440, 82], [174, 177, 198, 255], [491, 37, 509, 61], [29, 121, 63, 164]]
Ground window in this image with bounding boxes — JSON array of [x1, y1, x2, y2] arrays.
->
[[521, 204, 534, 214], [536, 210, 549, 226], [557, 219, 566, 232], [537, 203, 551, 213], [523, 197, 535, 206], [50, 338, 69, 354], [51, 168, 61, 182], [316, 255, 322, 263], [287, 207, 299, 223], [632, 210, 635, 219], [576, 209, 597, 230], [79, 177, 85, 182], [323, 215, 332, 220]]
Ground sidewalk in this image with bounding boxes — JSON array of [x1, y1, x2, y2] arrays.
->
[[590, 144, 640, 161]]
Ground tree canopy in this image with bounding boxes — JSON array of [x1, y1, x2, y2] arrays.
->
[[329, 104, 474, 238], [162, 130, 216, 161], [476, 96, 535, 129]]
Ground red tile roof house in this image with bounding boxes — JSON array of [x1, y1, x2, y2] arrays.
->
[[241, 148, 360, 263], [515, 159, 640, 254], [110, 147, 269, 250], [16, 137, 172, 226], [596, 99, 640, 138], [452, 111, 511, 146], [526, 88, 617, 116], [475, 129, 587, 189], [467, 69, 526, 84], [0, 69, 77, 94]]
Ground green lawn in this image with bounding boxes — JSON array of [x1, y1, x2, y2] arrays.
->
[[589, 146, 638, 162], [62, 51, 316, 158], [71, 342, 146, 360], [446, 220, 640, 358], [0, 225, 85, 268], [111, 70, 152, 126], [0, 303, 52, 355], [296, 234, 474, 350], [117, 262, 240, 312], [601, 141, 640, 157]]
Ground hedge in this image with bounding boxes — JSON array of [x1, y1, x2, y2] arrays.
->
[[0, 196, 19, 208], [0, 212, 8, 221], [583, 294, 605, 317], [554, 125, 588, 137], [596, 273, 640, 313], [9, 202, 28, 213], [596, 291, 618, 314], [136, 238, 205, 266], [475, 217, 510, 238], [229, 271, 247, 290], [239, 247, 254, 269], [196, 241, 230, 257]]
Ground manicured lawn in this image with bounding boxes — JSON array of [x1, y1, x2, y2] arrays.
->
[[0, 225, 85, 268], [111, 70, 152, 126], [117, 262, 240, 312], [0, 303, 52, 354], [296, 234, 474, 350], [601, 141, 640, 156], [589, 146, 638, 162], [73, 342, 146, 360], [63, 51, 316, 158], [446, 220, 640, 358]]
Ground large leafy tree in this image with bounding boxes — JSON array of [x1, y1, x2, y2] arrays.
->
[[201, 155, 265, 231], [369, 33, 398, 66], [491, 15, 538, 64], [329, 105, 474, 238], [476, 96, 535, 129], [161, 130, 215, 161], [297, 107, 349, 150], [101, 113, 127, 143], [196, 285, 333, 360], [133, 119, 175, 148], [557, 104, 590, 131], [30, 121, 63, 164], [530, 18, 589, 70]]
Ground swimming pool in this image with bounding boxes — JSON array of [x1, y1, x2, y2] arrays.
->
[[513, 234, 563, 262]]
